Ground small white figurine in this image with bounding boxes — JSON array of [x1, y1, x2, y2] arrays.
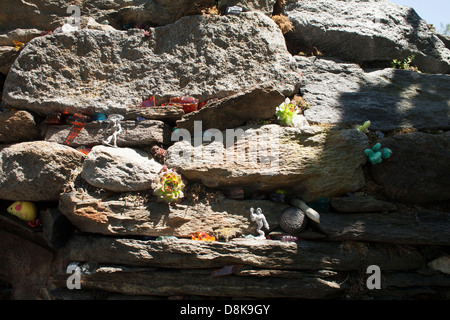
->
[[102, 114, 124, 147], [250, 207, 269, 239]]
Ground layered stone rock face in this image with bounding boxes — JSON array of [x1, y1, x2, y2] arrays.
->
[[167, 125, 369, 201], [1, 0, 449, 301], [3, 12, 301, 116], [284, 0, 450, 74]]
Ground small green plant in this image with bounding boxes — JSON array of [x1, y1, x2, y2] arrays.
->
[[275, 98, 299, 127], [390, 55, 421, 72], [152, 166, 185, 204], [356, 120, 371, 133]]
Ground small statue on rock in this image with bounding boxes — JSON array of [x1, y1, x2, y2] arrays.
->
[[102, 114, 124, 147], [250, 207, 269, 239]]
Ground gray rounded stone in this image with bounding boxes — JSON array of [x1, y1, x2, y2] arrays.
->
[[278, 206, 307, 235]]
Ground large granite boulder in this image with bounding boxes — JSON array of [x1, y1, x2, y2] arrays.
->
[[0, 141, 85, 201], [3, 12, 301, 116], [297, 56, 450, 131], [284, 0, 450, 74]]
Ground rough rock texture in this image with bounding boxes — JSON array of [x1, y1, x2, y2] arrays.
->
[[60, 234, 425, 271], [0, 0, 216, 33], [319, 210, 450, 245], [0, 229, 53, 299], [81, 145, 162, 192], [0, 110, 41, 143], [278, 206, 307, 235], [59, 189, 289, 237], [297, 56, 450, 131], [176, 86, 285, 132], [3, 12, 301, 116], [167, 125, 369, 201], [220, 0, 276, 16], [45, 120, 171, 147], [284, 0, 450, 74], [369, 132, 450, 203], [0, 141, 84, 201], [330, 195, 397, 213]]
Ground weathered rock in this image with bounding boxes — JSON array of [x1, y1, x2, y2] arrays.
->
[[3, 13, 301, 116], [0, 229, 53, 299], [81, 145, 162, 192], [0, 141, 84, 201], [176, 86, 285, 132], [370, 132, 450, 203], [60, 234, 425, 271], [428, 256, 450, 275], [319, 210, 450, 245], [167, 124, 369, 202], [124, 105, 184, 122], [45, 120, 171, 147], [0, 0, 217, 33], [330, 195, 397, 213], [41, 208, 75, 250], [50, 265, 343, 299], [0, 110, 41, 143], [220, 0, 276, 16], [297, 56, 450, 131], [58, 189, 288, 237], [284, 0, 450, 74], [278, 206, 307, 235], [0, 28, 42, 46], [0, 46, 19, 75]]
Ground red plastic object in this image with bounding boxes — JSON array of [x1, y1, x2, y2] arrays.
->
[[191, 231, 215, 242], [169, 96, 199, 114], [63, 122, 85, 145], [141, 96, 156, 108]]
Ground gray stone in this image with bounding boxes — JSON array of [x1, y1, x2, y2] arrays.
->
[[166, 124, 369, 202], [369, 132, 450, 203], [297, 56, 450, 131], [428, 256, 450, 275], [330, 195, 397, 213], [176, 86, 285, 132], [0, 110, 41, 143], [45, 120, 171, 147], [0, 141, 85, 201], [81, 145, 162, 192], [3, 12, 301, 116], [278, 206, 307, 235], [0, 0, 216, 33], [284, 0, 450, 74]]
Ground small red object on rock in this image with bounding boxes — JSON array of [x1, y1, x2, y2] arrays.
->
[[169, 96, 199, 114], [141, 96, 156, 108], [191, 231, 215, 241]]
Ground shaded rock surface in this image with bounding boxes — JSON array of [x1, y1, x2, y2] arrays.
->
[[81, 145, 162, 193], [3, 12, 301, 116], [167, 125, 369, 201], [176, 86, 285, 132], [45, 119, 171, 147], [370, 132, 450, 203], [330, 195, 397, 213], [284, 0, 450, 74], [297, 56, 450, 131], [0, 141, 84, 201]]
